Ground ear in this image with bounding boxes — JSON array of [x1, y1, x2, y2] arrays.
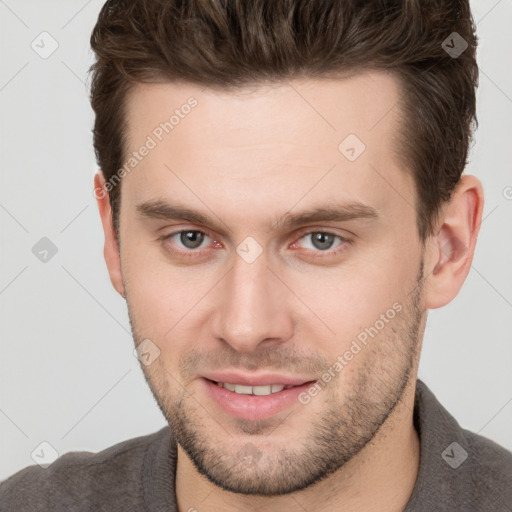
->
[[94, 173, 126, 298], [424, 174, 484, 309]]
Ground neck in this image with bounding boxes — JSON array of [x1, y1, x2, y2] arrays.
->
[[175, 377, 420, 512]]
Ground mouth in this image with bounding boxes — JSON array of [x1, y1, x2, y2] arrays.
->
[[206, 379, 301, 396], [201, 377, 317, 422]]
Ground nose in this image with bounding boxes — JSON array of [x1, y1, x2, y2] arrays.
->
[[212, 250, 294, 353]]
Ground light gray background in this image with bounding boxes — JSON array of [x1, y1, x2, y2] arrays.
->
[[1, 0, 511, 480]]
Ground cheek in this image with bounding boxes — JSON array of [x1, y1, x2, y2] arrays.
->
[[122, 243, 215, 341], [122, 224, 418, 348], [122, 246, 176, 328], [289, 247, 415, 350]]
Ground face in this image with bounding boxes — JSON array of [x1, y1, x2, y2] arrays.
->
[[116, 71, 427, 495]]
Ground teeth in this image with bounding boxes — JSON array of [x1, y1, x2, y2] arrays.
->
[[235, 384, 253, 394], [218, 382, 287, 395]]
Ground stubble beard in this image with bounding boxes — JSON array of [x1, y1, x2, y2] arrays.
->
[[127, 260, 425, 496]]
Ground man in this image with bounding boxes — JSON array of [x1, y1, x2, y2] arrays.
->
[[1, 0, 511, 510]]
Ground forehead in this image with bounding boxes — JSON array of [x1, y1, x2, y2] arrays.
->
[[120, 71, 414, 229], [124, 70, 404, 147]]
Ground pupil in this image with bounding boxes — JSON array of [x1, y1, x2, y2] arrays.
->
[[313, 233, 333, 250], [181, 231, 204, 249]]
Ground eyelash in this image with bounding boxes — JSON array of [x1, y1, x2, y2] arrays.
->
[[159, 228, 352, 260]]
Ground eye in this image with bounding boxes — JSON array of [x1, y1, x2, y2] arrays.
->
[[164, 230, 212, 252], [292, 231, 347, 255], [159, 228, 351, 260]]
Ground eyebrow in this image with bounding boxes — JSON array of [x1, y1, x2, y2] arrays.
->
[[136, 199, 379, 232]]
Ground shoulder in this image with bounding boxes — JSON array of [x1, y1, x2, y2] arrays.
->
[[462, 427, 512, 508], [409, 380, 512, 511], [0, 427, 170, 512]]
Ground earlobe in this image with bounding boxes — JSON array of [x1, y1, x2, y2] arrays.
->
[[93, 173, 126, 298], [424, 175, 484, 309]]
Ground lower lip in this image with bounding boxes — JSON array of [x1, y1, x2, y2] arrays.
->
[[201, 378, 315, 422]]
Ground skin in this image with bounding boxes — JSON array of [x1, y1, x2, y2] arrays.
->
[[95, 70, 484, 512]]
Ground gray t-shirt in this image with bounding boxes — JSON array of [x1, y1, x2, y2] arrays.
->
[[1, 379, 511, 511]]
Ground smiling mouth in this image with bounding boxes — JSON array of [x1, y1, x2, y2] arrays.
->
[[205, 378, 314, 396]]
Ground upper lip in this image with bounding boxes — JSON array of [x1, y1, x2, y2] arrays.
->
[[202, 371, 315, 387]]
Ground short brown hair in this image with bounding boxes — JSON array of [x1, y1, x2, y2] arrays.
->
[[88, 0, 478, 241]]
